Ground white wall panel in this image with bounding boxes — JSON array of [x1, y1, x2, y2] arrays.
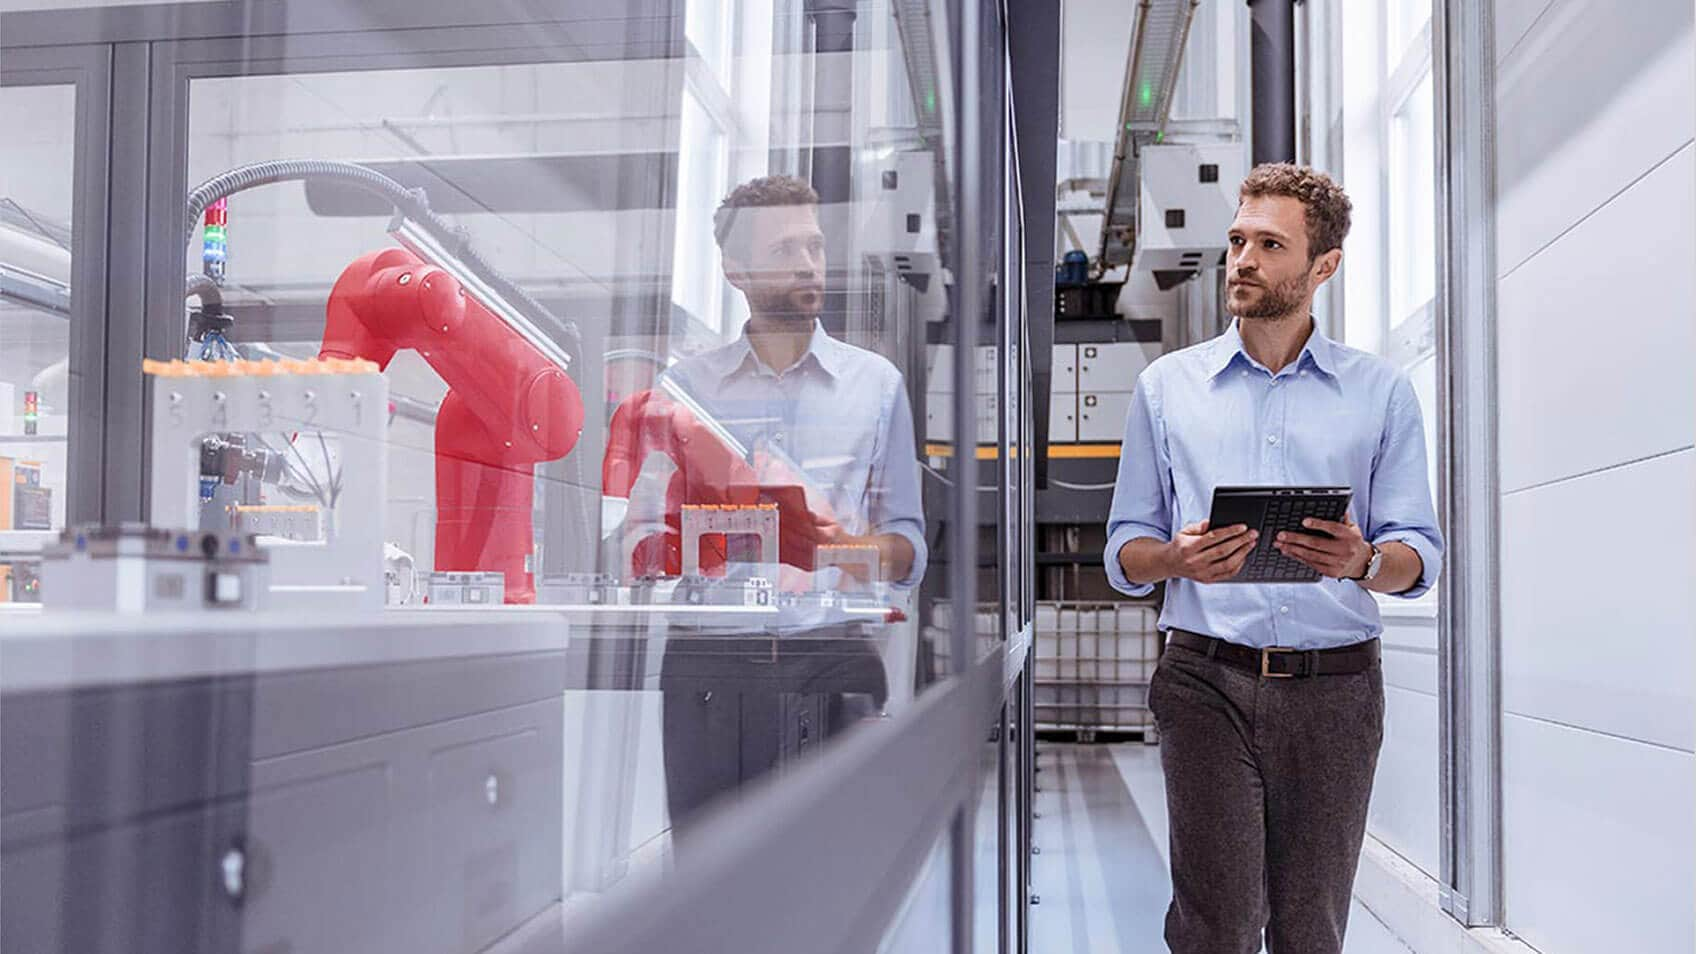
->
[[1503, 715, 1696, 954], [1494, 0, 1556, 65], [1381, 616, 1438, 697], [1380, 644, 1438, 699], [1501, 450, 1695, 752], [1379, 612, 1438, 653], [1494, 0, 1693, 275], [1368, 685, 1440, 880], [1497, 145, 1696, 492]]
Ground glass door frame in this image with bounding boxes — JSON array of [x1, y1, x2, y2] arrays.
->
[[0, 43, 114, 525]]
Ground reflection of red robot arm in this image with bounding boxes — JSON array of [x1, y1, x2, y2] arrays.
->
[[321, 247, 584, 603], [602, 388, 838, 577]]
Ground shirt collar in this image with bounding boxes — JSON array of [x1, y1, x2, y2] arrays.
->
[[718, 320, 844, 382], [1207, 318, 1339, 381]]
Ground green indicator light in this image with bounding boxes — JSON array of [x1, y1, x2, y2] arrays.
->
[[1155, 130, 1165, 143], [1139, 84, 1153, 108], [925, 89, 936, 114]]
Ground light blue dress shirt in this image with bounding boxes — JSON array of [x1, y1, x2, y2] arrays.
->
[[1103, 319, 1444, 649], [661, 320, 928, 590]]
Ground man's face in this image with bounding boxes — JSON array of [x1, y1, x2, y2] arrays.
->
[[1224, 194, 1338, 321], [723, 204, 827, 320]]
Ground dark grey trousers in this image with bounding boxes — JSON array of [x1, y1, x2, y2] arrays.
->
[[660, 629, 886, 846], [1147, 637, 1385, 954]]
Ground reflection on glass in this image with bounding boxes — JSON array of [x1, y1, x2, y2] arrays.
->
[[0, 0, 1017, 949], [606, 175, 927, 842]]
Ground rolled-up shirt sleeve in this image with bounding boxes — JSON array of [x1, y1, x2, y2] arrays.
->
[[870, 379, 928, 587], [1367, 376, 1445, 598], [1104, 375, 1172, 597]]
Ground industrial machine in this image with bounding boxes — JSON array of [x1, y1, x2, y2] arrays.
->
[[39, 524, 269, 612], [1134, 141, 1245, 280], [174, 160, 589, 606], [146, 356, 388, 609]]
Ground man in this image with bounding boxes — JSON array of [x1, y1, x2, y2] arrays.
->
[[639, 174, 927, 841], [1103, 163, 1443, 953]]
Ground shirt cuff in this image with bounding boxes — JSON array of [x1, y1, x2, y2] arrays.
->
[[882, 524, 928, 588], [1374, 530, 1442, 599], [1104, 526, 1166, 597]]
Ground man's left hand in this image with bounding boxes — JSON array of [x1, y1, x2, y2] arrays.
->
[[1274, 514, 1372, 581]]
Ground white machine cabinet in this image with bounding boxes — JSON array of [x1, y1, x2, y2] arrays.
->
[[1135, 142, 1246, 274]]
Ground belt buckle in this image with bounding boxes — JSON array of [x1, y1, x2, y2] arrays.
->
[[1260, 647, 1297, 679]]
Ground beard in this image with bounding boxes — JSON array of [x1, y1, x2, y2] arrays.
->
[[1228, 271, 1311, 321], [745, 282, 824, 322]]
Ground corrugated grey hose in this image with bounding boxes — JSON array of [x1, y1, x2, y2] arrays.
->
[[183, 158, 580, 353], [184, 159, 598, 559], [184, 272, 221, 311]]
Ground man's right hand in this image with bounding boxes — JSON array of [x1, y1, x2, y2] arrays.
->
[[1162, 520, 1258, 583]]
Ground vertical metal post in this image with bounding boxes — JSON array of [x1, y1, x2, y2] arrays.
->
[[1245, 0, 1295, 166], [949, 0, 982, 680], [1293, 0, 1310, 165], [997, 700, 1011, 954], [72, 49, 115, 525], [804, 0, 856, 201], [805, 0, 856, 335], [949, 0, 986, 947], [1017, 664, 1033, 953], [1006, 0, 1060, 490], [997, 27, 1022, 949], [1433, 0, 1502, 928], [104, 40, 156, 522]]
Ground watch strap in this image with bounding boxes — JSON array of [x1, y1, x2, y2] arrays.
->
[[1358, 543, 1384, 582]]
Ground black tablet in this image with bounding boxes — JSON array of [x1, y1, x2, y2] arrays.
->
[[1206, 486, 1354, 583]]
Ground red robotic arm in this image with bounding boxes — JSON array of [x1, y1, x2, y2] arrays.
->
[[321, 246, 584, 603], [602, 387, 840, 577]]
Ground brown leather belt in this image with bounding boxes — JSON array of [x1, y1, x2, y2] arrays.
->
[[1165, 628, 1380, 679]]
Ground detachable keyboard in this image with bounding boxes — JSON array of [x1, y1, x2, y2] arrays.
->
[[1206, 486, 1353, 584]]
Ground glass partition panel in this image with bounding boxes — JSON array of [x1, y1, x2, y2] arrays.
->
[[0, 1, 1014, 951], [0, 82, 76, 606], [1335, 0, 1444, 880]]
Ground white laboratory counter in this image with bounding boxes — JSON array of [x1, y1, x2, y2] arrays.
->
[[0, 609, 570, 693]]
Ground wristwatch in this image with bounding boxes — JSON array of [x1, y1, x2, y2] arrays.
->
[[1355, 544, 1385, 583]]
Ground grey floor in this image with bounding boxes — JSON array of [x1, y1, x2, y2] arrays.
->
[[1027, 743, 1415, 954]]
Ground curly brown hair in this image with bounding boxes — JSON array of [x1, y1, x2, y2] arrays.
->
[[1238, 163, 1353, 260], [712, 175, 820, 259]]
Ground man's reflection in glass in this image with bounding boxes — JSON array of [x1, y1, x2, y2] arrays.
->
[[628, 175, 927, 845]]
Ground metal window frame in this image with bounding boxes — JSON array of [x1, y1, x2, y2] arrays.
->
[[1432, 0, 1502, 929], [1, 44, 114, 526]]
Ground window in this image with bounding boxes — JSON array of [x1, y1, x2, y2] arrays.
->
[[1389, 70, 1436, 324], [685, 0, 737, 82], [670, 86, 730, 333], [1327, 0, 1444, 882], [1386, 0, 1432, 69], [0, 84, 77, 543]]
